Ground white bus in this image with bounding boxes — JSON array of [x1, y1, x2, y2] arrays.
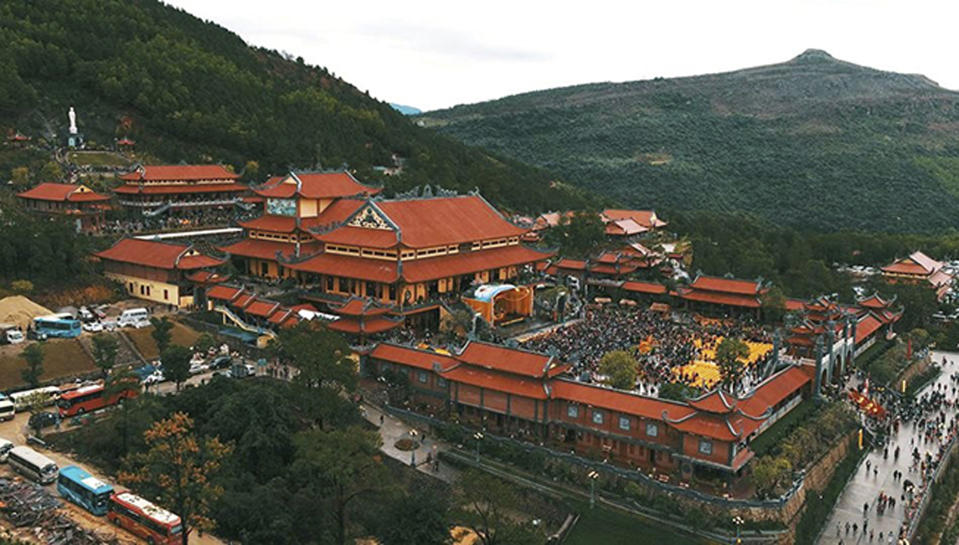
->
[[8, 446, 59, 484], [10, 386, 60, 411], [118, 308, 150, 328], [0, 395, 14, 421]]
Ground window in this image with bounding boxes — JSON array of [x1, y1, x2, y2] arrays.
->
[[437, 377, 448, 388], [646, 423, 658, 437], [163, 289, 169, 301], [699, 439, 713, 455], [417, 371, 428, 384], [618, 416, 631, 431], [567, 404, 579, 418], [592, 410, 604, 425]]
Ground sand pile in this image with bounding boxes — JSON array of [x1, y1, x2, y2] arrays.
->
[[0, 296, 53, 330]]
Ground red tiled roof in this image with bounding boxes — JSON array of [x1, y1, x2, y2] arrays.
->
[[555, 259, 587, 270], [113, 183, 247, 195], [623, 280, 666, 295], [855, 314, 883, 344], [119, 165, 238, 182], [443, 366, 550, 400], [457, 341, 564, 378], [785, 298, 806, 312], [327, 316, 403, 334], [245, 300, 281, 318], [18, 183, 110, 202], [332, 298, 395, 317], [185, 271, 229, 284], [689, 275, 763, 295], [254, 172, 381, 199], [605, 218, 648, 236], [369, 343, 459, 371], [233, 294, 256, 309], [314, 225, 399, 248], [95, 239, 224, 270], [239, 215, 299, 233], [739, 366, 811, 417], [207, 285, 243, 301], [679, 289, 761, 308], [687, 390, 737, 414], [858, 293, 891, 309], [288, 253, 399, 283], [375, 196, 526, 248], [552, 380, 694, 421], [402, 245, 553, 283], [218, 239, 319, 261], [602, 209, 667, 229]]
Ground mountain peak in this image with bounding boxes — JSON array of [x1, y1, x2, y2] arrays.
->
[[791, 49, 836, 63]]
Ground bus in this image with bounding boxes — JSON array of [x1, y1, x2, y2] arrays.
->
[[8, 446, 58, 484], [58, 382, 138, 418], [10, 386, 60, 411], [108, 491, 184, 545], [0, 394, 14, 421], [57, 465, 114, 516], [33, 314, 82, 339]]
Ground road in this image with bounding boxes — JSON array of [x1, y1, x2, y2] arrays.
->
[[0, 390, 226, 544], [819, 351, 959, 544]]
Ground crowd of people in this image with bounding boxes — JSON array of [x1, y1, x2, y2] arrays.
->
[[522, 305, 773, 393], [99, 205, 258, 234], [833, 355, 959, 545]]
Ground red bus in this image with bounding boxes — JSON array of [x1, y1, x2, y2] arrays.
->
[[108, 491, 184, 545], [57, 382, 138, 418]]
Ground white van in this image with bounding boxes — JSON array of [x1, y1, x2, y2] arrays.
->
[[0, 395, 14, 421], [0, 439, 13, 462], [118, 308, 150, 328]]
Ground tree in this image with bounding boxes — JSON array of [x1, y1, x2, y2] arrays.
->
[[10, 167, 30, 189], [193, 332, 216, 355], [38, 161, 63, 182], [751, 455, 792, 497], [150, 317, 175, 354], [104, 367, 139, 456], [24, 390, 54, 438], [544, 212, 606, 259], [760, 286, 787, 324], [597, 350, 638, 390], [120, 412, 231, 545], [161, 345, 192, 392], [455, 470, 539, 545], [376, 483, 452, 545], [716, 338, 749, 390], [10, 280, 33, 294], [292, 427, 388, 545], [241, 160, 260, 183], [19, 343, 44, 388], [92, 334, 119, 378]]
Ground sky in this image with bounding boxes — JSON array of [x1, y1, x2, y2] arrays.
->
[[166, 0, 959, 112]]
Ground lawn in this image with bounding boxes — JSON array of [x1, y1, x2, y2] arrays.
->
[[564, 499, 713, 545], [125, 321, 202, 360], [66, 151, 131, 167], [0, 339, 97, 390]]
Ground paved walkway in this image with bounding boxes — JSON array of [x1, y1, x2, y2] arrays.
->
[[361, 403, 459, 483], [819, 351, 959, 545]]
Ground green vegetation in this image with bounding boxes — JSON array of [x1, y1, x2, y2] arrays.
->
[[748, 399, 817, 458], [125, 321, 201, 360], [564, 499, 710, 545], [794, 435, 870, 545], [913, 449, 959, 544], [597, 350, 638, 390], [424, 50, 959, 232], [0, 0, 594, 212], [750, 402, 857, 498], [905, 366, 942, 398]]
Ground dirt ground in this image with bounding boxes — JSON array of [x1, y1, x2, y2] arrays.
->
[[125, 321, 202, 360], [0, 338, 96, 390]]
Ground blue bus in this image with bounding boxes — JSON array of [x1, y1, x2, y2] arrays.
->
[[57, 465, 114, 516], [33, 314, 82, 339]]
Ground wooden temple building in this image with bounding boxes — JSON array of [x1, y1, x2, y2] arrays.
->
[[677, 274, 769, 317], [219, 173, 554, 329], [115, 164, 248, 214], [881, 251, 954, 301], [368, 340, 813, 478], [16, 183, 111, 232], [94, 238, 225, 308]]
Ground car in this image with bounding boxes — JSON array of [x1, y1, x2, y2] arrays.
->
[[211, 355, 232, 369], [189, 362, 210, 375], [79, 307, 94, 322], [26, 329, 47, 341], [142, 369, 165, 385], [28, 411, 59, 430], [81, 321, 103, 333], [128, 319, 151, 329], [212, 369, 233, 379]]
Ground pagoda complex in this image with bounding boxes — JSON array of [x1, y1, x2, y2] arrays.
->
[[220, 173, 553, 329], [115, 164, 248, 214]]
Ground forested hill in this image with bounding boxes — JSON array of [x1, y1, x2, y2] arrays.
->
[[419, 49, 959, 232], [0, 0, 593, 212]]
